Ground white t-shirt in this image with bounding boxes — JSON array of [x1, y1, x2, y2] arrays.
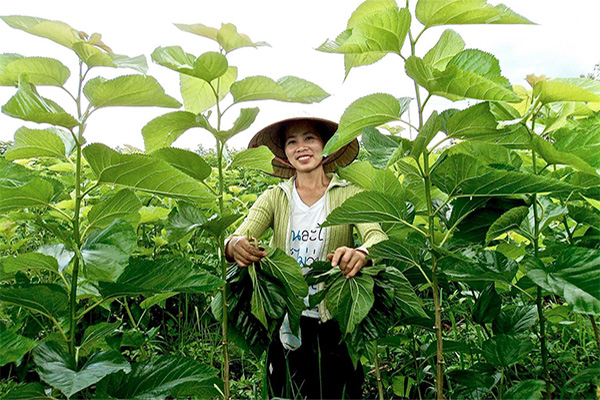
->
[[289, 184, 327, 319]]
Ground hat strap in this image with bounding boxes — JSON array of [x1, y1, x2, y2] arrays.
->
[[274, 156, 294, 168]]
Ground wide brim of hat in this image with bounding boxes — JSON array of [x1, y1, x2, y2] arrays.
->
[[248, 117, 359, 179]]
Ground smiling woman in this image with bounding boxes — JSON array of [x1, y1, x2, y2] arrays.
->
[[225, 116, 387, 398]]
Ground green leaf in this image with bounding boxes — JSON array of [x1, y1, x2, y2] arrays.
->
[[141, 111, 203, 153], [0, 54, 70, 86], [446, 140, 522, 169], [2, 79, 78, 128], [151, 46, 196, 75], [444, 102, 498, 139], [318, 8, 410, 55], [167, 203, 241, 241], [1, 16, 82, 49], [153, 47, 227, 81], [97, 355, 220, 399], [431, 154, 574, 198], [98, 257, 222, 298], [0, 284, 68, 321], [248, 264, 269, 329], [37, 244, 74, 273], [260, 248, 308, 299], [230, 76, 328, 104], [384, 266, 428, 318], [0, 179, 53, 212], [81, 219, 137, 282], [481, 334, 534, 368], [2, 252, 59, 275], [415, 0, 533, 27], [4, 126, 68, 160], [554, 117, 600, 168], [5, 382, 51, 400], [82, 143, 216, 204], [0, 327, 37, 366], [368, 238, 424, 269], [472, 284, 501, 324], [176, 22, 268, 53], [326, 274, 375, 336], [86, 189, 142, 233], [229, 145, 274, 174], [423, 29, 465, 70], [72, 42, 148, 73], [405, 55, 520, 103], [84, 75, 181, 108], [213, 107, 260, 142], [531, 135, 597, 175], [321, 190, 409, 227], [323, 93, 407, 156], [180, 66, 237, 113], [277, 76, 330, 103], [150, 147, 211, 182], [260, 248, 309, 333], [486, 206, 529, 243], [410, 111, 441, 159], [492, 305, 538, 335], [79, 321, 121, 356], [192, 51, 228, 81], [534, 79, 600, 104], [504, 379, 546, 400], [361, 125, 410, 169], [527, 247, 600, 315], [34, 341, 130, 398], [229, 76, 289, 103], [440, 250, 518, 285], [337, 160, 377, 189]]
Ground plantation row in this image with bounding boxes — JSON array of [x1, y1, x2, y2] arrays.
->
[[1, 0, 599, 399]]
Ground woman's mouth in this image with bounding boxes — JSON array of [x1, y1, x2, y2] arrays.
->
[[296, 154, 312, 161]]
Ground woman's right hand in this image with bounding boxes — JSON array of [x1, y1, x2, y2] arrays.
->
[[225, 236, 267, 267]]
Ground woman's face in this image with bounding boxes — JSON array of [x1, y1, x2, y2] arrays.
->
[[283, 122, 325, 174]]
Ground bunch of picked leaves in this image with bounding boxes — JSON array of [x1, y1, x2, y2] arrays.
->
[[306, 262, 428, 362], [212, 246, 308, 356]]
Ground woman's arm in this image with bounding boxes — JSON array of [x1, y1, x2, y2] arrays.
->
[[225, 189, 275, 266]]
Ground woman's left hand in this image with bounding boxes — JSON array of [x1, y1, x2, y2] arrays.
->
[[327, 247, 368, 279]]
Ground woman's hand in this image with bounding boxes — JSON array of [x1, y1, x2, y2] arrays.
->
[[225, 236, 267, 267], [327, 247, 368, 279]]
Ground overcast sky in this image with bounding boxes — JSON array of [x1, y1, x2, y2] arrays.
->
[[1, 0, 599, 151]]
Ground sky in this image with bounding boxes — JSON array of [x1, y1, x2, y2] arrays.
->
[[0, 0, 599, 152]]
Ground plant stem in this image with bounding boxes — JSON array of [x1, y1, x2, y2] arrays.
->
[[68, 162, 82, 356], [216, 139, 231, 399], [373, 345, 385, 400], [531, 146, 551, 400], [424, 150, 445, 400]]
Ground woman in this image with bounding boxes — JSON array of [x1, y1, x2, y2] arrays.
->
[[225, 117, 387, 399]]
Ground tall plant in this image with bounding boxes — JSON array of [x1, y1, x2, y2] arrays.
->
[[0, 16, 224, 399], [142, 22, 329, 398], [316, 0, 599, 399]]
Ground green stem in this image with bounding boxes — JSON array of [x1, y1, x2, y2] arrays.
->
[[374, 345, 385, 400], [531, 145, 551, 400], [216, 139, 231, 399], [424, 151, 444, 400], [68, 61, 89, 358], [122, 299, 139, 329], [68, 134, 83, 357], [410, 26, 444, 398]]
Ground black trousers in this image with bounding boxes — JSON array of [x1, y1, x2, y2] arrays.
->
[[266, 316, 364, 399]]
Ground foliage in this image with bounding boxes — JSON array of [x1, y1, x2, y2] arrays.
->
[[1, 2, 600, 400], [317, 0, 600, 398]]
